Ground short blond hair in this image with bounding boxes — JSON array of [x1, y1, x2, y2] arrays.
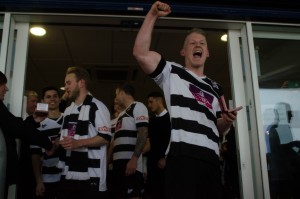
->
[[66, 66, 91, 89], [25, 90, 38, 98], [183, 28, 207, 47]]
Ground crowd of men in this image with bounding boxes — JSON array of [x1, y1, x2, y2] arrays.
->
[[0, 1, 240, 199]]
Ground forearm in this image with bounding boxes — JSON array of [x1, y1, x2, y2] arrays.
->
[[32, 154, 43, 183], [133, 127, 148, 158], [133, 6, 161, 74], [107, 140, 114, 164], [142, 138, 150, 154], [77, 135, 109, 148]]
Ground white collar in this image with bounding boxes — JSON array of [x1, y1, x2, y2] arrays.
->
[[156, 109, 168, 117]]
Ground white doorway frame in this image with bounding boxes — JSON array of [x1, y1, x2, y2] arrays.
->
[[227, 24, 266, 198], [0, 13, 29, 199]]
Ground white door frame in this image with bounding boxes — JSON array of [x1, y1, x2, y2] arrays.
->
[[0, 13, 29, 199], [0, 13, 29, 116], [227, 22, 270, 198]]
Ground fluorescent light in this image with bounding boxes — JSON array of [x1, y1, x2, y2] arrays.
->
[[30, 27, 46, 36], [221, 34, 227, 42]]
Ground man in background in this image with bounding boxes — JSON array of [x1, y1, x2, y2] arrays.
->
[[112, 84, 148, 199], [30, 86, 63, 199], [144, 91, 171, 199], [18, 90, 40, 199], [24, 90, 39, 117]]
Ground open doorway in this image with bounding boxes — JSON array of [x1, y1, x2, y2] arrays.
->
[[25, 18, 231, 110]]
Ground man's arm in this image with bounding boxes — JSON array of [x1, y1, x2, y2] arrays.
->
[[24, 116, 53, 150], [0, 102, 52, 150], [142, 138, 151, 154], [60, 135, 109, 150], [134, 126, 149, 158], [107, 139, 114, 164], [60, 101, 111, 150], [133, 1, 171, 74], [32, 154, 45, 196], [126, 126, 148, 176]]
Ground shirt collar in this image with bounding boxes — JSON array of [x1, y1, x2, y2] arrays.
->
[[156, 109, 167, 117]]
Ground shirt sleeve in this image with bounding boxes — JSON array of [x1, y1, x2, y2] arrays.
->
[[133, 102, 149, 129], [95, 101, 112, 142]]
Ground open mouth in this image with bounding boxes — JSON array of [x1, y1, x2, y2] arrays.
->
[[193, 50, 202, 58]]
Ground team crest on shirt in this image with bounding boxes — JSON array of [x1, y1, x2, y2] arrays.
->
[[189, 84, 213, 109], [211, 80, 219, 89]]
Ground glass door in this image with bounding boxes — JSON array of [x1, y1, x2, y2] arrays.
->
[[253, 27, 300, 199]]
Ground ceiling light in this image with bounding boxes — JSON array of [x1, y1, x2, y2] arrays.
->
[[30, 27, 46, 36], [221, 34, 228, 42], [60, 87, 65, 91]]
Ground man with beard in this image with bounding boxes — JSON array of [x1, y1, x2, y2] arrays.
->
[[57, 66, 111, 199]]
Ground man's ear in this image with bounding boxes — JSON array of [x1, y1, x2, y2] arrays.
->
[[180, 49, 185, 57], [78, 79, 85, 88], [120, 90, 126, 96]]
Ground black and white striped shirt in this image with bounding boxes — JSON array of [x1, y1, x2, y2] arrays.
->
[[58, 96, 111, 191], [150, 58, 223, 166], [31, 115, 63, 183], [113, 102, 148, 172]]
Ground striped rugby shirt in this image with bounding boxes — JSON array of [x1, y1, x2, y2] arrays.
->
[[150, 57, 223, 166], [113, 102, 148, 172], [59, 97, 111, 191], [30, 115, 63, 183]]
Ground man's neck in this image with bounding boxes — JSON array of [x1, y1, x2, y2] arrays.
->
[[186, 63, 205, 77], [124, 98, 134, 108], [155, 106, 166, 115], [48, 109, 61, 119], [74, 90, 88, 105]]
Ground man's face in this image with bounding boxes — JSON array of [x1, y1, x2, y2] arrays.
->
[[181, 32, 209, 68], [27, 95, 38, 115], [0, 83, 8, 101], [148, 97, 159, 113], [64, 73, 80, 102], [42, 90, 60, 111], [115, 89, 125, 107]]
